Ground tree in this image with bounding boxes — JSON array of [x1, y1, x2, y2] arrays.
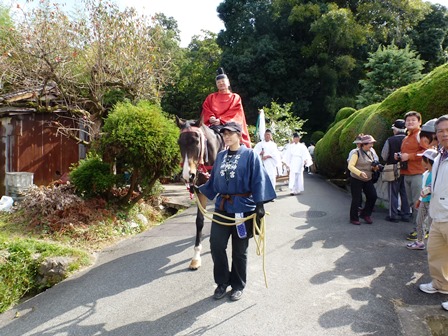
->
[[410, 4, 448, 71], [217, 0, 279, 123], [100, 101, 180, 204], [1, 0, 181, 143], [215, 0, 445, 136], [161, 31, 222, 120], [356, 0, 431, 47], [0, 4, 15, 91], [356, 43, 425, 108], [304, 5, 367, 127], [260, 102, 306, 146]]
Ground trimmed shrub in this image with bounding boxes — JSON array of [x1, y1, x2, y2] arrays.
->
[[316, 64, 448, 178], [334, 107, 356, 124], [70, 153, 115, 198], [310, 131, 324, 144], [100, 101, 180, 203]]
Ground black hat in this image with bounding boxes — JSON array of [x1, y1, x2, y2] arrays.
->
[[220, 121, 242, 133], [216, 67, 228, 81], [391, 119, 406, 130]]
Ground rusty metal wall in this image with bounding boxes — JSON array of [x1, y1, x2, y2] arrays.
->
[[0, 113, 80, 194]]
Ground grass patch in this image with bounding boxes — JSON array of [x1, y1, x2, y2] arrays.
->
[[0, 184, 170, 313], [0, 230, 91, 313]]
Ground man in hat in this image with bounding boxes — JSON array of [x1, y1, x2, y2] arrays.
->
[[253, 129, 281, 189], [381, 119, 409, 222], [419, 115, 448, 311], [282, 132, 313, 195], [201, 68, 251, 148]]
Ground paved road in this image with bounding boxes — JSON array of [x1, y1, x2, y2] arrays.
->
[[0, 175, 446, 335]]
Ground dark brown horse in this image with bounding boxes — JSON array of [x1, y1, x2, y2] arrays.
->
[[176, 117, 224, 270]]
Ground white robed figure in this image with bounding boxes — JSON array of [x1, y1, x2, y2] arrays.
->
[[282, 132, 313, 195], [253, 129, 281, 188]]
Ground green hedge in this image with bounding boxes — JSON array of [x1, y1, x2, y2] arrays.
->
[[316, 64, 448, 178]]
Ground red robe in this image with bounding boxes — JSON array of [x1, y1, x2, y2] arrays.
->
[[201, 92, 251, 148]]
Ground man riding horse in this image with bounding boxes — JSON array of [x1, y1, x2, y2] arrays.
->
[[201, 68, 251, 148]]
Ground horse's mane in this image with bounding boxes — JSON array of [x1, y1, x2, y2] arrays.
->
[[178, 118, 218, 142], [182, 119, 199, 129]]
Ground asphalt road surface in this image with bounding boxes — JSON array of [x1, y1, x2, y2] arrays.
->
[[0, 174, 447, 335]]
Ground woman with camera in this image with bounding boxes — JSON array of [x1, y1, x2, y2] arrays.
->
[[347, 135, 379, 225]]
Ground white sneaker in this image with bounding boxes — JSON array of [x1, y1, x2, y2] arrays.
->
[[442, 301, 448, 311], [419, 282, 448, 294]]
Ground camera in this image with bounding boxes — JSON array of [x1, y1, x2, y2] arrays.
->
[[395, 152, 408, 169], [371, 160, 384, 172]]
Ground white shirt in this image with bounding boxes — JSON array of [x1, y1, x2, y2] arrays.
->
[[253, 140, 281, 176], [283, 142, 312, 173]]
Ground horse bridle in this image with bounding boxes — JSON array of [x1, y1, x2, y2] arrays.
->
[[180, 126, 212, 189]]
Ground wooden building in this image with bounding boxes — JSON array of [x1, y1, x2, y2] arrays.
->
[[0, 84, 85, 195]]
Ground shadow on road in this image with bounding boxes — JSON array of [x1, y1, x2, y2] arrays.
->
[[0, 235, 215, 336], [286, 174, 444, 335]]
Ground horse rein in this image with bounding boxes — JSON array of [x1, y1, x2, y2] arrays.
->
[[192, 188, 269, 288]]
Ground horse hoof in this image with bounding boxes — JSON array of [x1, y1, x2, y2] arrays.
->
[[189, 260, 201, 270]]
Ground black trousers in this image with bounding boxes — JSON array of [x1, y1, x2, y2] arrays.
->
[[350, 177, 377, 221], [210, 210, 252, 291]]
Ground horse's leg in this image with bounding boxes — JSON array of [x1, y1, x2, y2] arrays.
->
[[189, 192, 207, 270]]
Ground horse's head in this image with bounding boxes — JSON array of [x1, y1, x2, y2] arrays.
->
[[176, 117, 208, 185]]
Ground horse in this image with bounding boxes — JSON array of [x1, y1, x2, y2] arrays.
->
[[175, 117, 224, 270]]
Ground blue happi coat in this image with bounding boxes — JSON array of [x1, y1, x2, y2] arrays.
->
[[199, 145, 277, 213]]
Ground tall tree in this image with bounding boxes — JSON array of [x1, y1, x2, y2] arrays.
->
[[410, 3, 448, 71], [356, 0, 431, 47], [0, 4, 15, 91], [356, 43, 425, 108], [216, 0, 442, 135], [218, 0, 367, 131], [161, 31, 222, 119], [304, 5, 367, 127], [217, 0, 278, 124]]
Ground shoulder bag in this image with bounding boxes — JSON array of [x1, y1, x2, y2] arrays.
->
[[382, 163, 400, 182]]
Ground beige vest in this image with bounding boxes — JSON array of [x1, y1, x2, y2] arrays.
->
[[350, 150, 374, 181]]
